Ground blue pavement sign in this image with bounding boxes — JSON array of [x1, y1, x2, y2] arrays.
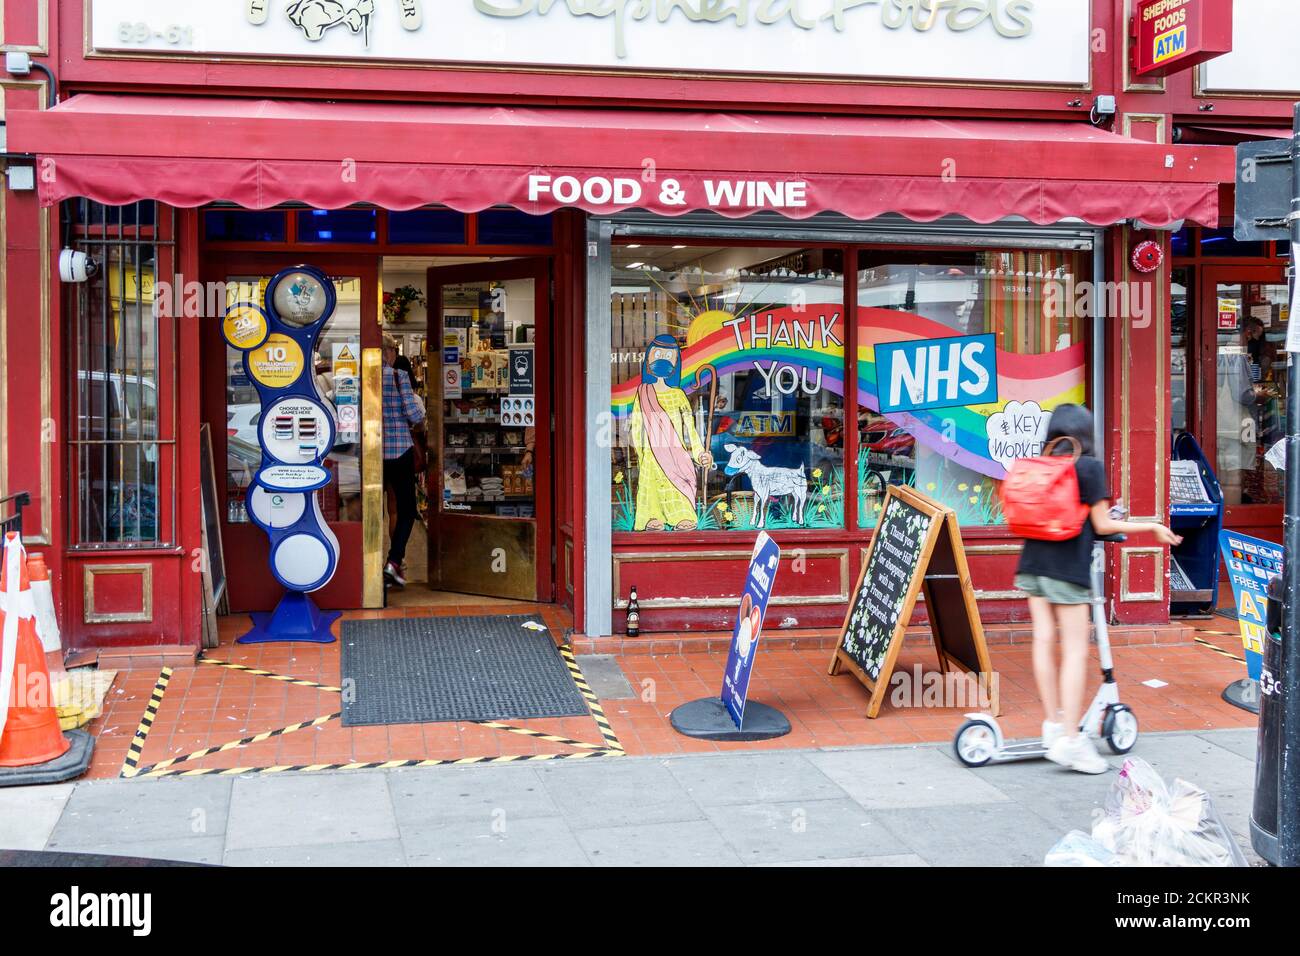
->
[[1218, 530, 1284, 682], [721, 532, 781, 729]]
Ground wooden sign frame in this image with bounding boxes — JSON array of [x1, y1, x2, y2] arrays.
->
[[829, 485, 999, 719]]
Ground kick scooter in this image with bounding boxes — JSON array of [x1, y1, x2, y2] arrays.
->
[[953, 526, 1139, 767]]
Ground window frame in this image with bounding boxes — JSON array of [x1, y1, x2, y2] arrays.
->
[[606, 233, 1097, 546], [65, 201, 180, 551]]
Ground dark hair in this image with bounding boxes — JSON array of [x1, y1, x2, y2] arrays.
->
[[1044, 403, 1095, 456], [393, 354, 413, 375]]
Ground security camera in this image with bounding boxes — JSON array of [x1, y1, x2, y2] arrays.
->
[[58, 249, 100, 284]]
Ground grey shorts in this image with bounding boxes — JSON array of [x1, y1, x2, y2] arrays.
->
[[1015, 573, 1092, 606]]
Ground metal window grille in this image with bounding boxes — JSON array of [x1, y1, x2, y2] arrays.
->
[[67, 200, 177, 548]]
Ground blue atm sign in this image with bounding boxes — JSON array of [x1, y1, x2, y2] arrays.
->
[[1153, 25, 1187, 66], [874, 333, 998, 415]]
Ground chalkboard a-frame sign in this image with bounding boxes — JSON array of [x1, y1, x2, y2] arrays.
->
[[828, 485, 999, 719]]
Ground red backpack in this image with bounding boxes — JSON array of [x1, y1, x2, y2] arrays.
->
[[1000, 437, 1090, 541]]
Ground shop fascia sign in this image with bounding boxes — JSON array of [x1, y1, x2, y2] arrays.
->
[[1201, 0, 1300, 95], [92, 0, 1092, 85], [1130, 0, 1232, 79]]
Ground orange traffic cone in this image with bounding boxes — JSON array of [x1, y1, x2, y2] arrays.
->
[[0, 531, 70, 767], [26, 552, 65, 677]]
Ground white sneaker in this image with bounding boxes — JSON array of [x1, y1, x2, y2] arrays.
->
[[1041, 721, 1065, 749], [1048, 734, 1110, 775]]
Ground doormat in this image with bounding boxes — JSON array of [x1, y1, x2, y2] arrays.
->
[[339, 615, 588, 726], [1214, 608, 1239, 623]]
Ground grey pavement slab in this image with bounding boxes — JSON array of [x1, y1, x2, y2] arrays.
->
[[225, 839, 406, 867], [48, 777, 231, 848], [704, 798, 909, 864], [575, 654, 636, 699], [402, 816, 590, 866], [12, 731, 1261, 868], [226, 772, 398, 850], [963, 753, 1117, 809], [755, 853, 929, 867], [809, 746, 1011, 809], [0, 783, 74, 850], [664, 751, 847, 807], [577, 819, 743, 867], [41, 835, 225, 866], [875, 803, 1066, 867], [535, 757, 704, 829], [387, 764, 559, 826], [1128, 733, 1258, 795], [1198, 728, 1258, 761]]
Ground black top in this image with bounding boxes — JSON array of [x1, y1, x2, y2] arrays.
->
[[1015, 455, 1111, 589]]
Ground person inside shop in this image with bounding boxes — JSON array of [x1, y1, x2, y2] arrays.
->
[[1015, 404, 1182, 774], [381, 334, 426, 589], [1243, 316, 1276, 380]]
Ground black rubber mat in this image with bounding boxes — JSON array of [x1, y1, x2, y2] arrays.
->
[[339, 615, 588, 726], [1214, 607, 1239, 622]]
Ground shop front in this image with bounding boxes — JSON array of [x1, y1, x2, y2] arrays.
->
[[4, 0, 1265, 651]]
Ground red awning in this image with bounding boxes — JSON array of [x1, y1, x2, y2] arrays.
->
[[9, 95, 1233, 227]]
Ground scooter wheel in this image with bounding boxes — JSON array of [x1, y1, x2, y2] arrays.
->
[[953, 719, 997, 767], [1102, 704, 1139, 755]]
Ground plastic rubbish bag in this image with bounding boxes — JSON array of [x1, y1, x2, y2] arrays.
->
[[1044, 830, 1123, 867], [1046, 757, 1247, 867]]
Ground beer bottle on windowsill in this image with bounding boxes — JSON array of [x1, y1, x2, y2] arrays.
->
[[627, 585, 641, 638]]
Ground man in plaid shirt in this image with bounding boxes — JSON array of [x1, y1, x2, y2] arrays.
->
[[382, 335, 426, 588]]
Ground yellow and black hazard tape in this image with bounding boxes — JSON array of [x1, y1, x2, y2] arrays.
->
[[197, 656, 343, 693], [477, 721, 611, 751], [131, 712, 341, 777], [559, 643, 625, 753], [136, 748, 620, 779], [122, 641, 625, 780], [1195, 637, 1246, 664], [120, 667, 172, 778]]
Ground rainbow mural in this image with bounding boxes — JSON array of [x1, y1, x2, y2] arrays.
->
[[612, 305, 1086, 480]]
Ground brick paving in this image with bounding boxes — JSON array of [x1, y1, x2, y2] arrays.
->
[[78, 602, 1257, 781]]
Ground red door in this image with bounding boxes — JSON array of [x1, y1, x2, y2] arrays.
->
[[1196, 265, 1289, 543], [201, 253, 381, 612]]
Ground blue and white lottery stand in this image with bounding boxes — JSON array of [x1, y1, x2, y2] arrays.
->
[[222, 266, 342, 644]]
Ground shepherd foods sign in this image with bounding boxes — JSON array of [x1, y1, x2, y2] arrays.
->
[[91, 0, 1092, 85]]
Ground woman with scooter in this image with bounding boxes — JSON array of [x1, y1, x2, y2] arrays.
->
[[1015, 404, 1182, 774]]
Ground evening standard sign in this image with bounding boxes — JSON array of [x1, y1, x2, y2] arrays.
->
[[91, 0, 1092, 85]]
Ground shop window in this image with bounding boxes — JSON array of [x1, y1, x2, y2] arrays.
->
[[388, 209, 467, 245], [1200, 227, 1268, 258], [295, 208, 377, 244], [68, 201, 175, 546], [223, 276, 365, 523], [477, 210, 554, 246], [203, 209, 287, 243], [1170, 227, 1193, 259], [1214, 281, 1288, 506], [857, 249, 1089, 528], [610, 245, 845, 533]]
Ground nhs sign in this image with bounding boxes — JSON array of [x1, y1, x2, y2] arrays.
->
[[875, 333, 999, 414]]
